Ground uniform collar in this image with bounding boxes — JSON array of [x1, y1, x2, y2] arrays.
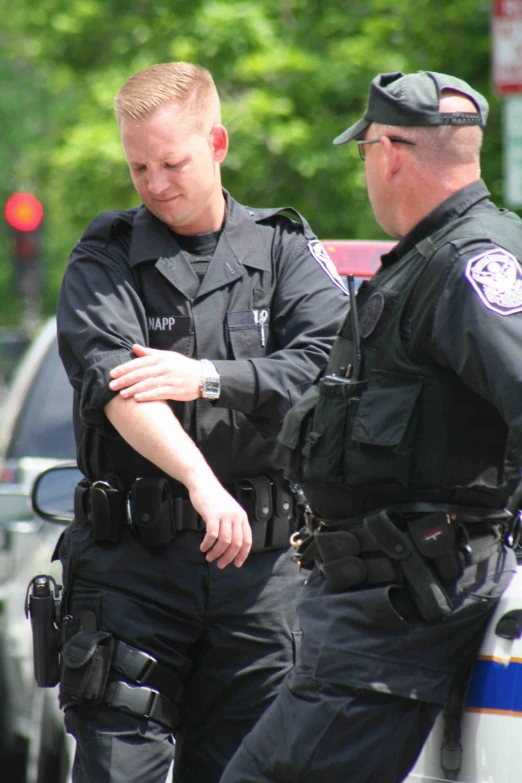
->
[[127, 191, 271, 301], [380, 179, 491, 267]]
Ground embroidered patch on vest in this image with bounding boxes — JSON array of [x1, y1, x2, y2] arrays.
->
[[307, 240, 348, 293], [465, 249, 522, 315]]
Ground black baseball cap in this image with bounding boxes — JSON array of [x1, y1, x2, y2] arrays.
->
[[333, 71, 488, 145]]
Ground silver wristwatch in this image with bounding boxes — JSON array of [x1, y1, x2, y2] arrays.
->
[[199, 359, 221, 401]]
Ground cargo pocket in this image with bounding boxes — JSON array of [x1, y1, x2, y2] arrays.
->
[[343, 371, 423, 487]]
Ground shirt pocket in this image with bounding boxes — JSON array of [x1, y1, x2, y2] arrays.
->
[[226, 309, 270, 358]]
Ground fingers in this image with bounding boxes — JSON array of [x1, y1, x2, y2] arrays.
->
[[109, 349, 200, 401], [131, 344, 154, 357], [109, 347, 166, 395], [109, 356, 158, 389], [201, 513, 252, 569]]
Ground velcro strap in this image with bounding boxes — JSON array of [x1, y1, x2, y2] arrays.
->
[[104, 681, 179, 731]]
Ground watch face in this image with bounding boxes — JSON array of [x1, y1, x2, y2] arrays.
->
[[204, 380, 220, 400], [201, 361, 220, 399]]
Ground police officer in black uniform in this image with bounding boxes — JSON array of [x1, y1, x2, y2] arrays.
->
[[221, 72, 521, 783], [55, 62, 348, 783]]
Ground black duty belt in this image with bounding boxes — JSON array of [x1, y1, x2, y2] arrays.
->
[[73, 474, 296, 552], [291, 505, 507, 621]]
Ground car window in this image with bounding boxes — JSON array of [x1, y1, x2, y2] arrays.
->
[[7, 336, 75, 459]]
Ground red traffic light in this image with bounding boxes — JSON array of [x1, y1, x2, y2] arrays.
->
[[5, 192, 44, 232]]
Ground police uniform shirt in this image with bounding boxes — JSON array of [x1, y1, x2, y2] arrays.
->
[[57, 191, 348, 489]]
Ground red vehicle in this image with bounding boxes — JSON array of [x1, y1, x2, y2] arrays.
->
[[324, 239, 395, 279]]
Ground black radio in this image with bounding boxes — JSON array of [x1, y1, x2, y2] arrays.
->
[[25, 574, 62, 687]]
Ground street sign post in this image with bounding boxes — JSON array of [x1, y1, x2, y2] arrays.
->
[[492, 0, 522, 96], [503, 96, 522, 207], [492, 1, 522, 207]]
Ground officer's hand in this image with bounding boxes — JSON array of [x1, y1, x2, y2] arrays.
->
[[109, 345, 202, 402], [189, 480, 252, 569]]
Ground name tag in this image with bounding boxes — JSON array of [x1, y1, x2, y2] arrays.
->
[[147, 315, 192, 332]]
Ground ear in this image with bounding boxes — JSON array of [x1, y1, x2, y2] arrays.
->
[[380, 136, 401, 182], [210, 124, 229, 163]]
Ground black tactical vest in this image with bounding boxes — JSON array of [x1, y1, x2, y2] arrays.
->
[[280, 209, 522, 517]]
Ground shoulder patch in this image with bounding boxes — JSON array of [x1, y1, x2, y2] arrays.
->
[[307, 240, 348, 294], [465, 249, 522, 315]]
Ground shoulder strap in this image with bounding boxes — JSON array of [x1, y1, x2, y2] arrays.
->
[[408, 210, 521, 302], [247, 205, 316, 241]]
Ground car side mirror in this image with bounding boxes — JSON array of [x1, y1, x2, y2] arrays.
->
[[31, 463, 83, 525]]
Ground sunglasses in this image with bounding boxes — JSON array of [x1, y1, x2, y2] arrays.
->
[[356, 136, 416, 161]]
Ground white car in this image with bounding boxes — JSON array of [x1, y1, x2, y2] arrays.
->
[[0, 317, 74, 783], [406, 560, 522, 783]]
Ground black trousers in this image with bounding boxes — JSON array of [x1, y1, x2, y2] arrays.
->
[[59, 524, 306, 783], [220, 542, 516, 783]]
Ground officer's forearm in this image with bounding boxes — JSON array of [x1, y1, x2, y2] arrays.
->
[[104, 394, 216, 493]]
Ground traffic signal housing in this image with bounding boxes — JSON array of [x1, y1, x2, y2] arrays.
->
[[4, 192, 44, 296]]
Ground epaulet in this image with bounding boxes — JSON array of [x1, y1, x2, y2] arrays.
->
[[79, 208, 138, 245], [247, 206, 316, 241]]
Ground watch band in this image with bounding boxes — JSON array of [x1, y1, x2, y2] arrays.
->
[[199, 359, 221, 401]]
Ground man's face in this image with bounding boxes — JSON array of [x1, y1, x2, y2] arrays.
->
[[362, 134, 400, 239], [120, 103, 226, 235]]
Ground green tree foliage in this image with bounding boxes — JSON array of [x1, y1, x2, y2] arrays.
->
[[0, 0, 508, 322]]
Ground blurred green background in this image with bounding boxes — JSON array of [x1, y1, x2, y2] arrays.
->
[[0, 0, 510, 326]]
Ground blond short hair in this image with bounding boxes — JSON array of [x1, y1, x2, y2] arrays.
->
[[114, 62, 221, 132]]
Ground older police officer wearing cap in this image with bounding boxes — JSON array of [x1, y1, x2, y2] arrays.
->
[[55, 62, 348, 783], [221, 71, 522, 783]]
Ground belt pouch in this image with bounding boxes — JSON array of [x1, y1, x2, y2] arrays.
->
[[406, 514, 462, 585], [74, 480, 92, 523], [268, 482, 294, 548], [314, 528, 367, 591], [131, 478, 174, 547], [237, 477, 272, 552], [364, 511, 452, 621], [59, 629, 115, 707], [90, 483, 125, 543]]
